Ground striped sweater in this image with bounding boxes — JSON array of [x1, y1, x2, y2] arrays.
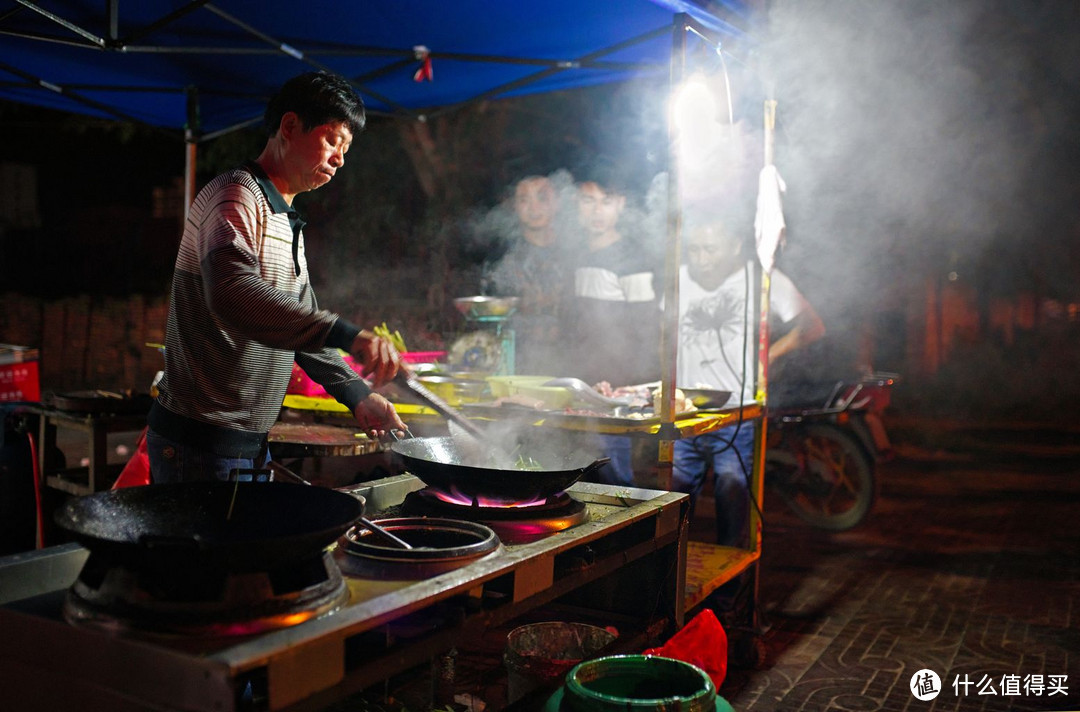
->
[[149, 163, 369, 457]]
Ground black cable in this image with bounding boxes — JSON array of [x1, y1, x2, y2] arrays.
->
[[690, 257, 765, 539]]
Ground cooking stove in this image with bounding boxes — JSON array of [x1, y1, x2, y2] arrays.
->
[[0, 474, 688, 712]]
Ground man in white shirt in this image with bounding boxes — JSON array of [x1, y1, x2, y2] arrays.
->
[[674, 216, 824, 548]]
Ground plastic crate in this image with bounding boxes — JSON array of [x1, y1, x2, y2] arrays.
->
[[0, 345, 40, 403]]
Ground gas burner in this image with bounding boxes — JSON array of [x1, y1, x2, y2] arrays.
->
[[339, 517, 501, 580], [64, 550, 347, 638], [401, 488, 589, 543]]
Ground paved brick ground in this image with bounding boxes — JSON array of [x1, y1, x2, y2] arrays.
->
[[713, 434, 1080, 712]]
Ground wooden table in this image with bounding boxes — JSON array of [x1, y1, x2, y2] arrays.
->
[[32, 405, 149, 496]]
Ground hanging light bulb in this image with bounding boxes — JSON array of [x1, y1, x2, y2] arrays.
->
[[671, 74, 719, 152]]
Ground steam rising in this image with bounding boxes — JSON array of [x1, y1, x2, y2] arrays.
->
[[759, 0, 1077, 322]]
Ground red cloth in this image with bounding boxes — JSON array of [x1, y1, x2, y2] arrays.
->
[[643, 609, 728, 689], [112, 426, 151, 488]]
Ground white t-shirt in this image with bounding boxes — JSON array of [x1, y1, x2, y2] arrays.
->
[[573, 237, 656, 302], [675, 263, 806, 407]]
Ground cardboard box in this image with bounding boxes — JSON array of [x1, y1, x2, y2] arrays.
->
[[0, 344, 40, 402]]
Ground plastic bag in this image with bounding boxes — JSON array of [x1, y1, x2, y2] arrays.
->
[[112, 426, 150, 488], [643, 608, 727, 689]]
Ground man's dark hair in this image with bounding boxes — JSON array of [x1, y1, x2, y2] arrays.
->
[[575, 156, 633, 198], [264, 71, 365, 137]]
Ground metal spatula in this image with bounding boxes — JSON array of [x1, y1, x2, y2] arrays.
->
[[395, 372, 515, 467], [395, 372, 488, 440]]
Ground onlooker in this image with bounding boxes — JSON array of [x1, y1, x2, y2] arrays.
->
[[146, 71, 406, 483], [486, 174, 572, 374], [673, 213, 825, 548], [569, 163, 660, 388], [567, 162, 660, 486]]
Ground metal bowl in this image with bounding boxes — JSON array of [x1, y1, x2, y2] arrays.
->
[[453, 296, 520, 318], [681, 388, 733, 409], [416, 375, 489, 404]]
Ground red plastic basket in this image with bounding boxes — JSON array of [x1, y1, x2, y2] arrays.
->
[[286, 352, 446, 398]]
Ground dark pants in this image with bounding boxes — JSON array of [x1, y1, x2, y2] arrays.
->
[[672, 422, 755, 549], [591, 434, 634, 486], [146, 428, 270, 483]]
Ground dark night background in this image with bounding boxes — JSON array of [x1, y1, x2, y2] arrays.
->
[[2, 0, 1080, 421]]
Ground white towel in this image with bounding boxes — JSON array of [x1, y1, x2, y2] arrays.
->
[[754, 165, 786, 273]]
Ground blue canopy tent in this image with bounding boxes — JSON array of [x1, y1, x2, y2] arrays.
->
[[0, 1, 752, 133]]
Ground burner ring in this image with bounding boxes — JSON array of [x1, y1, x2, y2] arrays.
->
[[400, 488, 589, 543], [340, 517, 501, 580], [342, 517, 500, 563]]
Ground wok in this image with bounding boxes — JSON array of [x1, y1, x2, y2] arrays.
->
[[391, 436, 609, 500], [54, 481, 364, 571]]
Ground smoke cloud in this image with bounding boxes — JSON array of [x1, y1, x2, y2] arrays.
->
[[752, 0, 1078, 336]]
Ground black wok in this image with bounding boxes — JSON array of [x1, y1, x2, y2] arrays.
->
[[54, 481, 364, 571], [391, 436, 609, 500]]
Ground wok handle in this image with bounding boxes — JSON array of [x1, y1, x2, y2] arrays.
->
[[581, 457, 612, 480], [388, 427, 415, 441]]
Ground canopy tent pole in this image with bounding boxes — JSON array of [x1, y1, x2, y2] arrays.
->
[[655, 14, 690, 489], [183, 86, 199, 219], [183, 138, 196, 217], [748, 98, 778, 559]]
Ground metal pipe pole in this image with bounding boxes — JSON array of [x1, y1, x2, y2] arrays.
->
[[656, 14, 689, 488], [184, 86, 200, 220], [750, 99, 778, 559]]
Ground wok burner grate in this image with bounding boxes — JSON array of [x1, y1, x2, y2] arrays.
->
[[64, 550, 348, 637], [401, 487, 589, 543]]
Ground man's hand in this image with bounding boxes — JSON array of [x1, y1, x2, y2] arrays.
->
[[352, 392, 408, 439], [350, 329, 404, 387]]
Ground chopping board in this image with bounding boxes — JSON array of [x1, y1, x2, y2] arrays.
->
[[267, 422, 382, 457]]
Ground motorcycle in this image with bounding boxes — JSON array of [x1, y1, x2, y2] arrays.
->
[[765, 371, 899, 531]]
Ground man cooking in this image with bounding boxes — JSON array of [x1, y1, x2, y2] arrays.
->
[[146, 71, 407, 483]]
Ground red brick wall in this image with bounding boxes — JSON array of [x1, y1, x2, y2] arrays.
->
[[0, 293, 167, 396]]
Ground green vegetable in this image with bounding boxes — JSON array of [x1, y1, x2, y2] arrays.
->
[[373, 322, 407, 352], [514, 454, 543, 471]]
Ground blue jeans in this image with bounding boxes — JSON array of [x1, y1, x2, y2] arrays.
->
[[592, 435, 634, 486], [672, 421, 756, 548], [146, 428, 270, 484]]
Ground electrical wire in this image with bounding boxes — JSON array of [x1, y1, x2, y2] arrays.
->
[[26, 429, 43, 548], [687, 257, 765, 539], [718, 46, 735, 126], [678, 33, 767, 541]]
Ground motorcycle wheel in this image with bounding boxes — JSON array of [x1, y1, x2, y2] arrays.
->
[[766, 423, 876, 531]]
